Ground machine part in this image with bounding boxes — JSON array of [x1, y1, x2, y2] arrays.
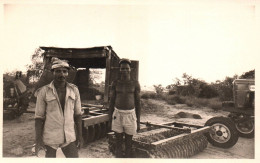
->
[[81, 109, 109, 144], [94, 124, 102, 140], [228, 113, 255, 138], [235, 118, 254, 138], [205, 117, 239, 148], [108, 122, 210, 158], [87, 126, 96, 143], [100, 122, 107, 138]]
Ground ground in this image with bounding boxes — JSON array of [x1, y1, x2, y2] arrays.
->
[[2, 99, 254, 158]]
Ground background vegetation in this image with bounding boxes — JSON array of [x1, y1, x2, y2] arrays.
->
[[141, 70, 255, 111]]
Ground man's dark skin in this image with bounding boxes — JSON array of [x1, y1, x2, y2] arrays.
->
[[108, 61, 141, 158], [35, 67, 84, 156]]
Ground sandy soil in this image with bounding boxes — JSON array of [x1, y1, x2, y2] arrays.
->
[[2, 99, 254, 158]]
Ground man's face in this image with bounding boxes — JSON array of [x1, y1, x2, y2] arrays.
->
[[53, 67, 69, 82], [120, 63, 131, 75]]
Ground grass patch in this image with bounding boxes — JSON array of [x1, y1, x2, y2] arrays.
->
[[141, 91, 222, 111], [141, 99, 162, 115], [180, 96, 222, 111]]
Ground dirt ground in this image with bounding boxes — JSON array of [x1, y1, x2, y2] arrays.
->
[[2, 99, 254, 158]]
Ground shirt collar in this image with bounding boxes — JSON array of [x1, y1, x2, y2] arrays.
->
[[48, 81, 74, 90]]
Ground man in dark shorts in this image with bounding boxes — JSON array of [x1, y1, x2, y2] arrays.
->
[[109, 58, 141, 158], [34, 58, 83, 158]]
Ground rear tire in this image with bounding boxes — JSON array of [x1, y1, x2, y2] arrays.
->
[[205, 117, 238, 148], [235, 119, 254, 138]]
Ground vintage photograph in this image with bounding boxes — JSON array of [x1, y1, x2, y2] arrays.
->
[[1, 0, 257, 159]]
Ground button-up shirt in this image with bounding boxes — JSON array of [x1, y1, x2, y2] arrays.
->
[[35, 81, 82, 146]]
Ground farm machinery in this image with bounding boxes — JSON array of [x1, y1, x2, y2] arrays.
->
[[108, 122, 211, 158], [33, 46, 252, 158], [3, 71, 33, 120], [203, 79, 255, 149]]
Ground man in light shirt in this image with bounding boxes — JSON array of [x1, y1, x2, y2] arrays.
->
[[34, 58, 83, 158]]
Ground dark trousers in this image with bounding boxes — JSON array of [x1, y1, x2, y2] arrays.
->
[[45, 142, 79, 158]]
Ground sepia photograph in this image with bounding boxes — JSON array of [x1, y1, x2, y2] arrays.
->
[[1, 0, 258, 160]]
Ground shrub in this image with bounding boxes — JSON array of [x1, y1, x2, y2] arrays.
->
[[168, 89, 176, 95], [141, 92, 158, 99], [164, 95, 185, 105]]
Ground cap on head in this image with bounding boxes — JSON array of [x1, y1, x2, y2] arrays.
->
[[51, 57, 70, 70], [119, 58, 131, 66]]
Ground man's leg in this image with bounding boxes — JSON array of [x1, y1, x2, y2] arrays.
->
[[125, 133, 133, 158], [115, 132, 124, 158], [61, 142, 79, 158], [45, 145, 57, 158]]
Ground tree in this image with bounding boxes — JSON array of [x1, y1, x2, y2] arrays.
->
[[153, 84, 164, 95], [168, 73, 218, 98], [26, 48, 44, 84], [240, 69, 255, 79]]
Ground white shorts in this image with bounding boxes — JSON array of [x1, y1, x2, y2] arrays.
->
[[111, 107, 137, 135]]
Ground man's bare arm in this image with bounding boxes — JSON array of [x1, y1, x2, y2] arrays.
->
[[74, 86, 84, 148], [134, 81, 141, 131], [74, 114, 83, 148], [35, 118, 45, 152], [108, 81, 116, 129], [34, 87, 46, 152]]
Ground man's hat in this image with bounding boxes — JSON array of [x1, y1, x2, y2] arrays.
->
[[51, 57, 70, 70], [119, 58, 131, 65]]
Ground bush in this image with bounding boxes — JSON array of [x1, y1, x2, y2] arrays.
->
[[168, 89, 176, 95], [141, 92, 158, 99], [164, 95, 185, 105]]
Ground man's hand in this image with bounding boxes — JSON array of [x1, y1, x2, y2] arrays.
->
[[77, 136, 84, 149], [35, 141, 45, 155]]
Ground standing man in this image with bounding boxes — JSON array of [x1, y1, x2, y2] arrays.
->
[[109, 58, 141, 158], [35, 58, 83, 158]]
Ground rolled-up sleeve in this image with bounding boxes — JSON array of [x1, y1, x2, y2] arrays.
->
[[74, 87, 82, 115], [35, 88, 46, 119]]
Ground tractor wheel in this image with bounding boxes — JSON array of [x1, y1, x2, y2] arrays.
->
[[205, 117, 238, 148], [235, 119, 254, 138]]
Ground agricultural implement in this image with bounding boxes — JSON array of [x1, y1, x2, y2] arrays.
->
[[108, 122, 211, 158], [81, 104, 110, 143]]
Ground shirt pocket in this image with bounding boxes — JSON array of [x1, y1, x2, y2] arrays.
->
[[46, 94, 58, 112], [67, 93, 76, 111]]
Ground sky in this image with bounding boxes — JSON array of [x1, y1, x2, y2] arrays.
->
[[1, 0, 259, 87]]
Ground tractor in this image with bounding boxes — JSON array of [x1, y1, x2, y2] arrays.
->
[[205, 79, 255, 148]]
